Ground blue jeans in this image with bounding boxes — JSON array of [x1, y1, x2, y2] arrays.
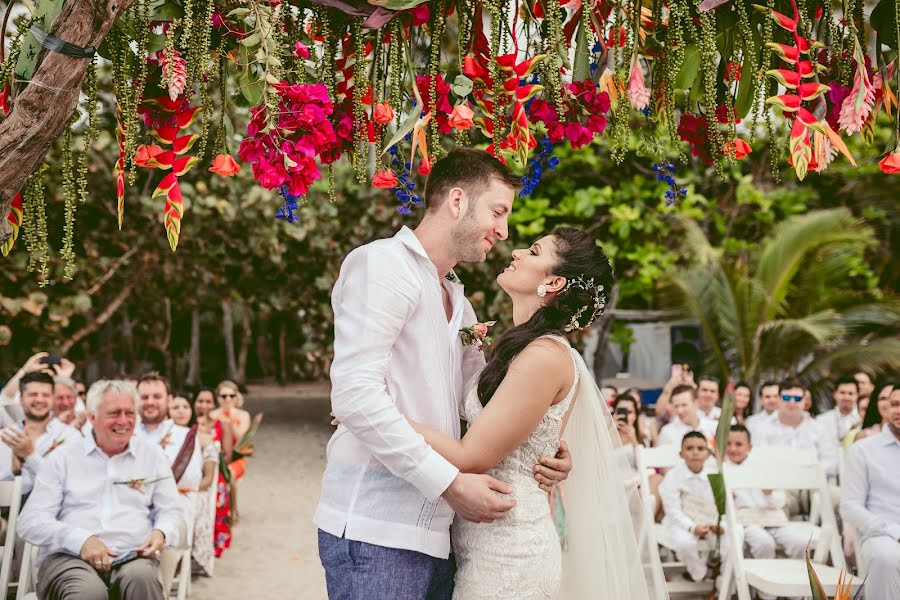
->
[[317, 529, 454, 600]]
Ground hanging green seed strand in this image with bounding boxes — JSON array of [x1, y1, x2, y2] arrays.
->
[[429, 0, 448, 162], [752, 0, 775, 138], [77, 58, 99, 206], [544, 0, 565, 113], [389, 21, 403, 112], [61, 124, 77, 279], [23, 166, 50, 284], [321, 10, 337, 101], [734, 0, 756, 143], [696, 3, 725, 174], [455, 0, 471, 149], [352, 18, 368, 183], [0, 17, 36, 86], [823, 0, 839, 65], [216, 55, 228, 153], [130, 0, 150, 164]]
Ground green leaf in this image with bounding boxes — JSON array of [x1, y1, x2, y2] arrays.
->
[[15, 0, 66, 82], [573, 16, 591, 82], [716, 392, 735, 466], [707, 473, 727, 516], [238, 72, 264, 105], [451, 75, 473, 98], [146, 32, 168, 53], [381, 112, 420, 154], [871, 0, 898, 50], [674, 45, 701, 91], [227, 7, 252, 17], [147, 0, 184, 21], [241, 33, 261, 47], [734, 58, 756, 118], [806, 550, 829, 600]]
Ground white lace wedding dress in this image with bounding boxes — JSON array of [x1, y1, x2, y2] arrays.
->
[[451, 335, 578, 600]]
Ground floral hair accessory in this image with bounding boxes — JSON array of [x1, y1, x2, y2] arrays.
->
[[460, 321, 497, 352], [561, 276, 608, 332]]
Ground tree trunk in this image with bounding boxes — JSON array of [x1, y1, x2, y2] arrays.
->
[[121, 311, 134, 374], [255, 311, 271, 378], [237, 305, 251, 385], [185, 308, 201, 386], [277, 320, 287, 384], [221, 299, 239, 382], [0, 0, 137, 243], [591, 285, 619, 382], [160, 298, 173, 377]]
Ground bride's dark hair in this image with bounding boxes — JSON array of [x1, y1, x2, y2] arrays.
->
[[477, 227, 614, 406]]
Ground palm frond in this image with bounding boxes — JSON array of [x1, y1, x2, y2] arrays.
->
[[797, 338, 900, 386], [756, 209, 874, 323], [837, 301, 900, 331]]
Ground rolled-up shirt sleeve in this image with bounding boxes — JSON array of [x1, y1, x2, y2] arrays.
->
[[329, 246, 458, 500], [18, 452, 93, 557]]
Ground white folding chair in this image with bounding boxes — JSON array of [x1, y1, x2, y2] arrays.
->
[[14, 543, 38, 600], [718, 458, 862, 600], [0, 477, 24, 598], [636, 445, 714, 595], [159, 498, 194, 600]]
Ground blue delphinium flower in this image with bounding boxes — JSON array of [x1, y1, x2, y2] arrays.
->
[[383, 148, 424, 215], [275, 185, 301, 223], [520, 136, 558, 198], [653, 162, 688, 207]]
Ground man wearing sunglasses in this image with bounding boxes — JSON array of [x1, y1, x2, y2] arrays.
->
[[753, 379, 839, 515]]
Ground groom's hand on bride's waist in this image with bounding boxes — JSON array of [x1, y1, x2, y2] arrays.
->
[[443, 473, 516, 523], [533, 441, 572, 493]]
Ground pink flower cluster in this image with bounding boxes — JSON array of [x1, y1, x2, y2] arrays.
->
[[238, 82, 348, 197], [415, 75, 454, 134], [527, 80, 610, 149]]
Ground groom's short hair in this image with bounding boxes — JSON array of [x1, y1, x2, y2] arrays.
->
[[424, 148, 521, 211]]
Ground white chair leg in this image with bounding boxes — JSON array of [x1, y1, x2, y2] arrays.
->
[[718, 556, 733, 600]]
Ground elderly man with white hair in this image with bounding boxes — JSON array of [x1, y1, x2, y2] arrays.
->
[[17, 380, 185, 600], [52, 375, 88, 429]]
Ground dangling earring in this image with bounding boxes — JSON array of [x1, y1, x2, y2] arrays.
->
[[537, 284, 547, 298]]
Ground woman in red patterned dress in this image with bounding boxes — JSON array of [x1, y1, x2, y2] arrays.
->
[[195, 387, 233, 557]]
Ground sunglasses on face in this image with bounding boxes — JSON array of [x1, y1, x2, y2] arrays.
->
[[219, 393, 236, 399], [782, 394, 804, 403]]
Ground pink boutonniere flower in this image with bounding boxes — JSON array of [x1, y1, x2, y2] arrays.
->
[[114, 476, 171, 493], [460, 321, 497, 351], [41, 436, 67, 457], [158, 426, 173, 450]]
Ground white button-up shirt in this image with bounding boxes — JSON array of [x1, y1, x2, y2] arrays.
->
[[745, 410, 778, 441], [700, 405, 722, 422], [17, 433, 184, 567], [816, 406, 861, 445], [657, 415, 718, 447], [660, 461, 717, 532], [0, 418, 80, 493], [841, 428, 900, 542], [753, 413, 838, 477], [134, 420, 202, 492], [314, 227, 486, 559]]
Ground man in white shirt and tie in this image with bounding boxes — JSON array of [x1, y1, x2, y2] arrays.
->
[[841, 387, 900, 599], [816, 375, 861, 453], [17, 379, 184, 600], [314, 149, 572, 599], [745, 380, 780, 438], [657, 385, 718, 447], [0, 372, 80, 493]]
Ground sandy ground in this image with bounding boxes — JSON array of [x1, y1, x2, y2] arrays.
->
[[190, 383, 332, 600]]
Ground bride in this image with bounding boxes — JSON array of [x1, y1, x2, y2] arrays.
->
[[407, 227, 667, 599]]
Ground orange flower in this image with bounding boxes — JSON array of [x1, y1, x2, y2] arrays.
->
[[373, 102, 395, 125], [448, 104, 475, 130], [725, 138, 752, 160], [134, 144, 164, 167], [878, 151, 900, 174], [209, 153, 241, 176], [372, 169, 398, 188]]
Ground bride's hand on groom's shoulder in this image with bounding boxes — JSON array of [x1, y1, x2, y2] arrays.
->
[[443, 473, 516, 523], [533, 441, 572, 493]]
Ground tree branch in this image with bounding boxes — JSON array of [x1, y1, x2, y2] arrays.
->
[[60, 276, 138, 354], [0, 0, 136, 244]]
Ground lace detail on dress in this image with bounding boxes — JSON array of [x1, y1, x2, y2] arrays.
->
[[452, 335, 578, 600]]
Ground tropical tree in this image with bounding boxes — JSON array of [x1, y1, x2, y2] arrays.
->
[[666, 208, 900, 400]]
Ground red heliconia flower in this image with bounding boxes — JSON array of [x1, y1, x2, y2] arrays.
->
[[372, 169, 399, 188], [878, 151, 900, 174], [410, 3, 430, 26]]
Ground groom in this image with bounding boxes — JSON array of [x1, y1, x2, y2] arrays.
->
[[315, 148, 572, 599]]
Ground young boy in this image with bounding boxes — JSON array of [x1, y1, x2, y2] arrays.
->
[[659, 431, 723, 582], [725, 424, 806, 581]]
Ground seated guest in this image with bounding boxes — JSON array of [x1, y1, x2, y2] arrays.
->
[[753, 379, 838, 478], [135, 373, 203, 498], [17, 379, 184, 600], [0, 352, 75, 427], [816, 375, 861, 452], [659, 432, 724, 583], [53, 375, 88, 430], [725, 424, 806, 592], [601, 385, 617, 407], [697, 376, 721, 422], [612, 396, 641, 475], [732, 382, 752, 426], [840, 387, 900, 599], [855, 381, 894, 442], [0, 372, 80, 493], [745, 381, 781, 438], [657, 385, 717, 447], [621, 388, 657, 446], [194, 387, 233, 558], [853, 370, 875, 406]]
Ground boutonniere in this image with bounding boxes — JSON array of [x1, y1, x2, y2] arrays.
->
[[445, 269, 461, 284], [114, 475, 171, 493], [41, 436, 66, 457], [460, 321, 497, 351], [158, 426, 173, 450]]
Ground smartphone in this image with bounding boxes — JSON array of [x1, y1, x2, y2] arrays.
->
[[111, 550, 140, 566], [40, 355, 61, 366], [670, 364, 683, 378]]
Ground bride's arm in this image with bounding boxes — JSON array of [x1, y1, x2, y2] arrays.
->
[[410, 339, 572, 473]]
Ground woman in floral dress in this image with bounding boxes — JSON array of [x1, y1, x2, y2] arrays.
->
[[194, 387, 234, 558]]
